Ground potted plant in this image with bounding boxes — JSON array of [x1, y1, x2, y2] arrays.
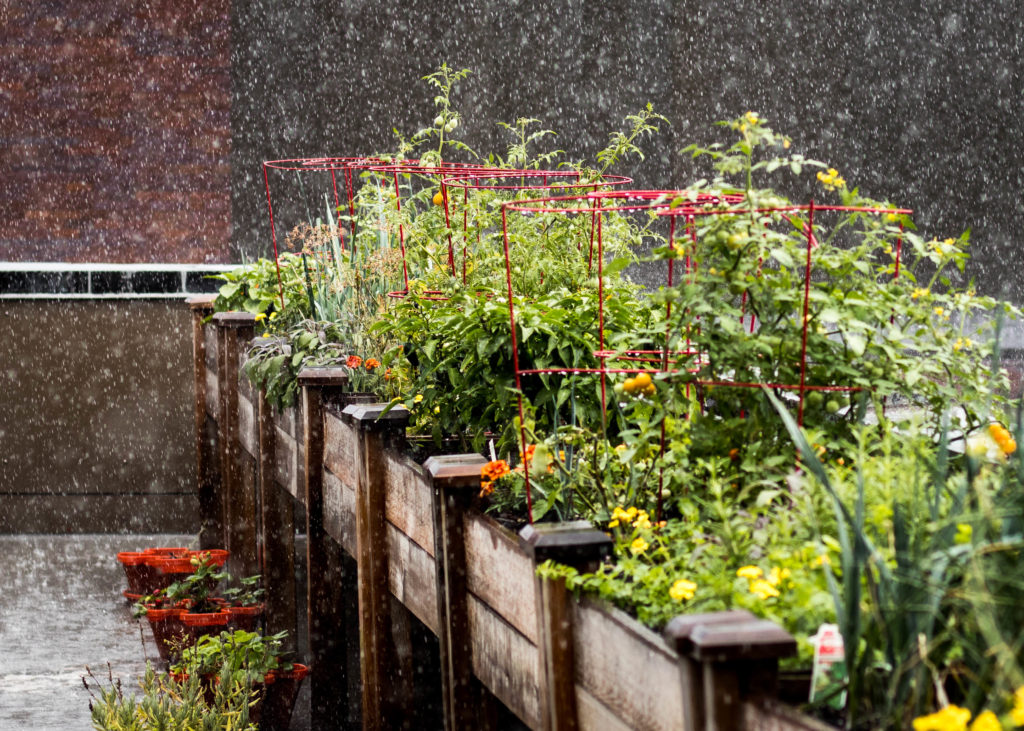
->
[[221, 575, 266, 631], [84, 662, 258, 730]]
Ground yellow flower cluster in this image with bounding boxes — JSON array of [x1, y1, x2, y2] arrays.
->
[[816, 168, 846, 191], [953, 337, 973, 352], [608, 505, 651, 530], [736, 565, 791, 600], [913, 684, 1024, 730], [911, 287, 930, 300], [669, 578, 697, 602]]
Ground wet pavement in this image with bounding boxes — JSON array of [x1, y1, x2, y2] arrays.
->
[[0, 534, 198, 729]]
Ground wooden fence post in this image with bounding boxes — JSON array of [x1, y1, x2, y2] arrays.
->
[[424, 454, 498, 731], [257, 385, 299, 655], [343, 402, 411, 731], [299, 367, 366, 730], [187, 295, 220, 549], [664, 610, 797, 731], [520, 521, 613, 731], [212, 311, 257, 577]]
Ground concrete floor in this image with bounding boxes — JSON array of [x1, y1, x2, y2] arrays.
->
[[0, 534, 309, 730]]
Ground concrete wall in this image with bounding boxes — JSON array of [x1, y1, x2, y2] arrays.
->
[[0, 298, 199, 532]]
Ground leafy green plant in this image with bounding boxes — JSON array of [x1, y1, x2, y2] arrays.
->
[[171, 630, 292, 687], [84, 663, 257, 731]]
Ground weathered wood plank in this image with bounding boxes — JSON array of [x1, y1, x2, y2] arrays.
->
[[204, 327, 217, 371], [274, 428, 299, 501], [573, 600, 685, 731], [386, 521, 439, 634], [274, 404, 297, 439], [238, 392, 257, 460], [468, 593, 541, 729], [324, 411, 359, 491], [384, 452, 434, 556], [205, 367, 218, 419], [464, 513, 538, 644], [323, 468, 356, 557], [575, 686, 633, 731]]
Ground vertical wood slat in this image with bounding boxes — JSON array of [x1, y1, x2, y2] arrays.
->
[[342, 401, 411, 731], [520, 522, 612, 731], [425, 454, 498, 731], [258, 388, 298, 655], [187, 295, 219, 550], [212, 311, 258, 578], [299, 367, 359, 730]]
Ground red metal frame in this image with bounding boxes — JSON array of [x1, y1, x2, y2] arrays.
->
[[500, 190, 911, 522]]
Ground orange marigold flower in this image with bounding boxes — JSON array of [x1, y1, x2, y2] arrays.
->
[[364, 358, 381, 370], [480, 460, 511, 484], [479, 481, 494, 498], [383, 368, 393, 381], [523, 444, 536, 464], [346, 355, 363, 369]]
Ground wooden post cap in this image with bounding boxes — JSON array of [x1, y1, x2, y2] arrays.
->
[[424, 454, 488, 489], [297, 367, 350, 388], [187, 294, 218, 310], [212, 311, 258, 328], [341, 402, 411, 430], [665, 611, 797, 662], [519, 520, 612, 567]]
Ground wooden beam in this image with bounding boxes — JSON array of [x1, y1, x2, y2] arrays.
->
[[187, 295, 219, 550], [425, 454, 498, 731], [343, 401, 411, 731], [520, 521, 612, 731], [212, 311, 256, 575], [665, 610, 797, 731]]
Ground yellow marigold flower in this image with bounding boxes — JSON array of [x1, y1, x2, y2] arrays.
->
[[782, 138, 791, 149], [612, 506, 632, 522], [968, 710, 1001, 731], [630, 537, 649, 555], [749, 579, 781, 600], [768, 566, 792, 586], [626, 506, 638, 519], [413, 394, 423, 403], [608, 519, 619, 528], [254, 312, 267, 322], [745, 111, 759, 125], [669, 578, 697, 602], [269, 311, 278, 320], [736, 565, 763, 580], [886, 212, 899, 222], [911, 705, 972, 731], [813, 554, 831, 567], [911, 288, 929, 300], [934, 307, 945, 317], [1011, 685, 1024, 725], [261, 332, 271, 338]]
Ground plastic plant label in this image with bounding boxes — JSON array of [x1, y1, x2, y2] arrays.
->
[[809, 623, 847, 709]]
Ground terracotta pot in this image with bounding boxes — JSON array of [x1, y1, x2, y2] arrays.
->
[[226, 604, 264, 632], [117, 552, 152, 595], [180, 609, 231, 645], [262, 663, 308, 730], [189, 549, 229, 567], [145, 606, 186, 662]]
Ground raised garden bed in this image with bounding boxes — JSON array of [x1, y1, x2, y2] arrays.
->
[[188, 295, 830, 730]]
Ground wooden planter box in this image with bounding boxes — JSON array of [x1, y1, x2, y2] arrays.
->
[[187, 296, 835, 731]]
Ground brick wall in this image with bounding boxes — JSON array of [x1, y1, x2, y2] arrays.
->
[[1, 0, 231, 263]]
